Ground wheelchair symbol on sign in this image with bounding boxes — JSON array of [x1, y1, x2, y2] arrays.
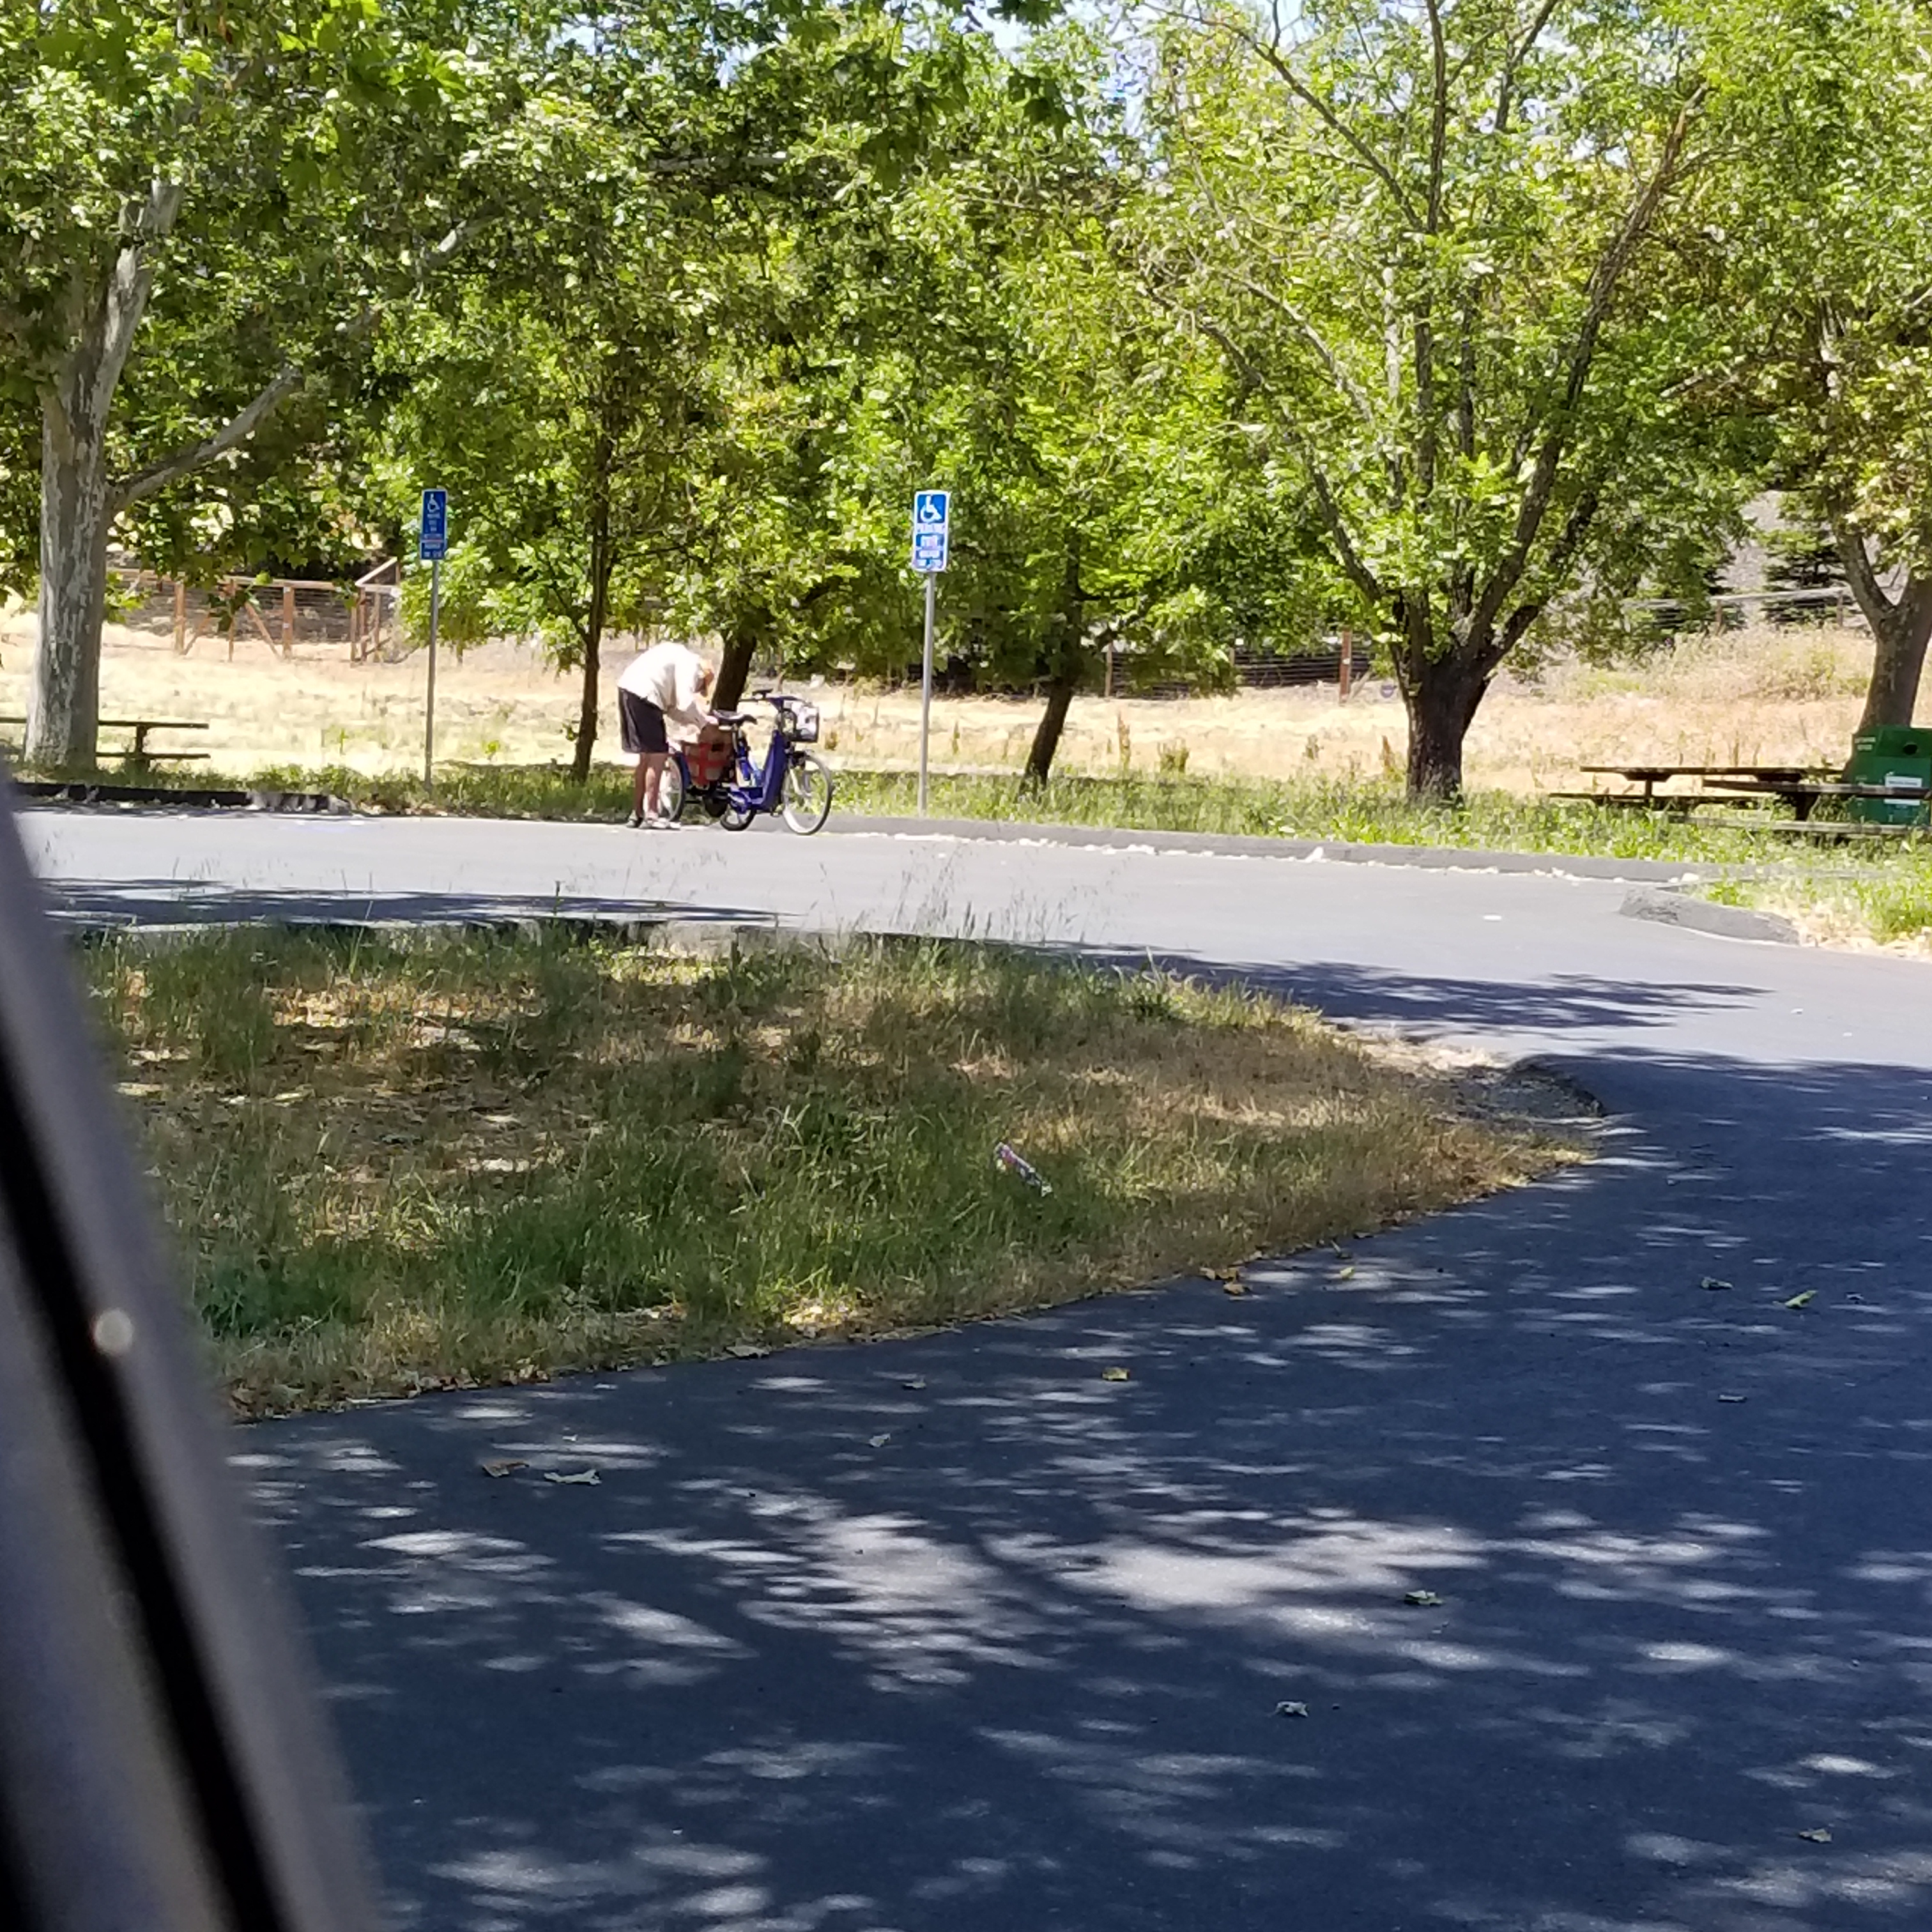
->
[[914, 491, 949, 528]]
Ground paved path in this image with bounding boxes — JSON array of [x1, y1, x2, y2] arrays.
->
[[25, 809, 1932, 1932]]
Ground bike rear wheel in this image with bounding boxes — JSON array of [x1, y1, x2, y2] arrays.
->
[[658, 759, 687, 824], [781, 753, 834, 834]]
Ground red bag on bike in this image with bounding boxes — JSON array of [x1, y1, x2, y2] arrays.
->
[[684, 726, 733, 786]]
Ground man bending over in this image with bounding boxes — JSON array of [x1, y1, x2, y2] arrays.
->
[[617, 641, 717, 827]]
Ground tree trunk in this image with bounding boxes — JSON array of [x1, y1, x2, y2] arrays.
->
[[571, 553, 611, 786], [713, 617, 762, 712], [1857, 592, 1932, 733], [26, 201, 177, 769], [1023, 659, 1081, 787], [1402, 649, 1489, 802], [570, 439, 615, 785], [29, 394, 112, 770], [1022, 540, 1085, 788], [1837, 526, 1932, 733]]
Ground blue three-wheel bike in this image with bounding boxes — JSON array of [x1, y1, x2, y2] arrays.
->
[[661, 691, 834, 834]]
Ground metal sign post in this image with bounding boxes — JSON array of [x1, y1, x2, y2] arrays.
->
[[911, 490, 949, 816], [919, 573, 937, 813], [419, 489, 448, 788]]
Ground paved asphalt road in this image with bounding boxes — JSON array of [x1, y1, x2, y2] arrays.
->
[[23, 807, 1932, 1932]]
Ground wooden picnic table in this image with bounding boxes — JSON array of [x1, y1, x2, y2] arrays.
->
[[1569, 762, 1924, 823], [0, 716, 210, 762], [1577, 762, 1829, 801]]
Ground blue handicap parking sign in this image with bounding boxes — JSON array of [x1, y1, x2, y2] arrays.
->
[[419, 489, 448, 561], [911, 489, 950, 572]]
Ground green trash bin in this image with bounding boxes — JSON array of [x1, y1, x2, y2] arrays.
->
[[1845, 726, 1932, 825]]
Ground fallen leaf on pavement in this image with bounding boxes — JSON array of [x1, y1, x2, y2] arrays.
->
[[1783, 1291, 1816, 1309], [1797, 1828, 1832, 1844], [1101, 1366, 1131, 1383], [1275, 1701, 1310, 1719], [545, 1469, 601, 1486], [868, 1434, 892, 1448], [1701, 1276, 1733, 1291], [726, 1343, 769, 1359], [479, 1459, 528, 1478], [1717, 1393, 1747, 1404], [1402, 1590, 1443, 1608], [1223, 1281, 1251, 1297], [1334, 1265, 1356, 1281], [901, 1377, 927, 1390]]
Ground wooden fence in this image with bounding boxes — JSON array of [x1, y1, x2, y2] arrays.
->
[[116, 565, 402, 661]]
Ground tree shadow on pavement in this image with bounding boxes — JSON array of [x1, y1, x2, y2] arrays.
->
[[36, 877, 778, 934], [247, 1038, 1932, 1932], [1078, 942, 1762, 1042]]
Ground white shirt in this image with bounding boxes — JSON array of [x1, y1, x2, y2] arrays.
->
[[618, 643, 712, 725]]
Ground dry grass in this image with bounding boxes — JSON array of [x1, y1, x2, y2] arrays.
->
[[86, 928, 1573, 1415], [0, 605, 1892, 792]]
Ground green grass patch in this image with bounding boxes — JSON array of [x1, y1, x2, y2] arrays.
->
[[89, 927, 1571, 1414], [1703, 857, 1932, 947], [829, 769, 1802, 863]]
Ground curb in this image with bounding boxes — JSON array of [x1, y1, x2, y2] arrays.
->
[[837, 815, 1722, 884], [1619, 885, 1798, 946], [12, 779, 349, 814]]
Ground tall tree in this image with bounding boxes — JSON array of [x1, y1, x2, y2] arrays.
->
[[0, 0, 502, 766], [379, 3, 1019, 767], [376, 284, 721, 781], [1133, 0, 1748, 798], [1723, 0, 1932, 732], [746, 29, 1242, 781]]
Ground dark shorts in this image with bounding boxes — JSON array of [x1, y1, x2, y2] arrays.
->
[[618, 689, 668, 755]]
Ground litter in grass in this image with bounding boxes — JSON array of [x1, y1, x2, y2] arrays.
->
[[479, 1459, 528, 1478], [545, 1469, 601, 1486], [1402, 1590, 1444, 1607], [993, 1142, 1052, 1194]]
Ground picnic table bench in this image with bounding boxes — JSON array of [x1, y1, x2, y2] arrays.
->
[[0, 716, 210, 763], [1559, 762, 1927, 823]]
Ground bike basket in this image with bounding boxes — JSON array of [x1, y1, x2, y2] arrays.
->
[[786, 700, 820, 744]]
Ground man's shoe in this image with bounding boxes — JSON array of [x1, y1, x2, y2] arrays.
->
[[626, 809, 644, 829]]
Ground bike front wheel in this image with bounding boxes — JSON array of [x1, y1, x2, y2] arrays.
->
[[781, 753, 834, 834]]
